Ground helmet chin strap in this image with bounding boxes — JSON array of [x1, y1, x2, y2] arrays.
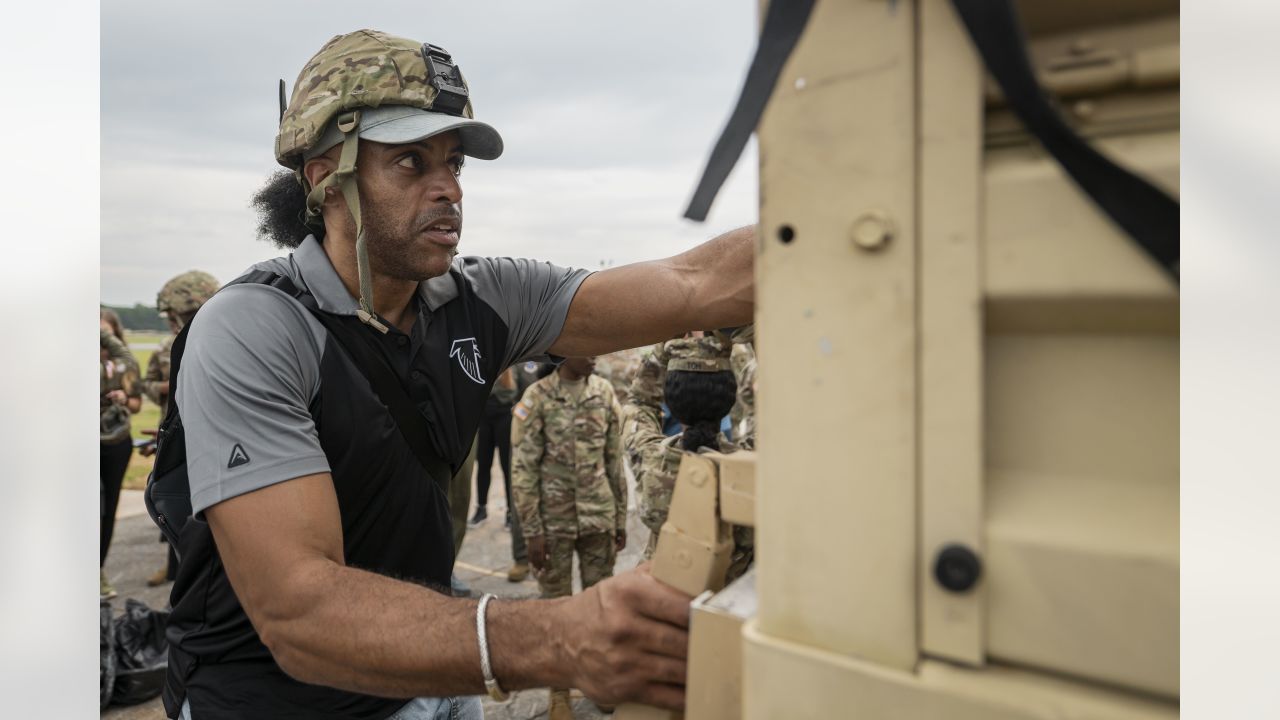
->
[[302, 110, 390, 334]]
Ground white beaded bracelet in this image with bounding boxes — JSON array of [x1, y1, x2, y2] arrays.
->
[[476, 593, 510, 702]]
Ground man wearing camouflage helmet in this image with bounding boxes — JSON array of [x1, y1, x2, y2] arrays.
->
[[139, 271, 219, 587], [166, 29, 752, 720], [140, 271, 220, 425]]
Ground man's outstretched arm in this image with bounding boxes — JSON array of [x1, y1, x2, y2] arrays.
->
[[207, 472, 692, 708], [549, 225, 754, 357]]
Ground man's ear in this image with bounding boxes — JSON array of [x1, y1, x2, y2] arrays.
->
[[302, 155, 337, 191]]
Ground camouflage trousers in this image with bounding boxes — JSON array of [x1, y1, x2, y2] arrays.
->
[[538, 533, 616, 599]]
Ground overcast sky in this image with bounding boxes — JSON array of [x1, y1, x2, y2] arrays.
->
[[101, 0, 760, 305]]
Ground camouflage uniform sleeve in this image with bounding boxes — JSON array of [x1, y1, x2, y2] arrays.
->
[[122, 358, 142, 400], [625, 343, 668, 414], [140, 336, 173, 407], [510, 385, 546, 537], [603, 385, 627, 533], [736, 352, 757, 448], [622, 344, 667, 457], [622, 380, 676, 539], [100, 330, 128, 364], [100, 331, 142, 398]]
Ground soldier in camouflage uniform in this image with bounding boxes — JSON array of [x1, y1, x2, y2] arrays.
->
[[594, 347, 643, 404], [623, 333, 755, 580], [141, 271, 220, 586], [510, 356, 625, 719], [730, 342, 757, 443], [141, 271, 220, 430], [100, 322, 141, 599]]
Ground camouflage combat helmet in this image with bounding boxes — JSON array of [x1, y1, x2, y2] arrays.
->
[[664, 325, 755, 372], [665, 335, 734, 373], [276, 29, 504, 332], [157, 270, 220, 322]]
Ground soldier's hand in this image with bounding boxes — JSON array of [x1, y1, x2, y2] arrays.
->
[[527, 535, 547, 572], [615, 529, 627, 552], [558, 562, 691, 710]]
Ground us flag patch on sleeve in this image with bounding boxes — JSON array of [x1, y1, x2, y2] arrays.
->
[[513, 403, 530, 420]]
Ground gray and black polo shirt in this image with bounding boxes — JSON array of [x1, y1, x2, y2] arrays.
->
[[164, 235, 589, 720]]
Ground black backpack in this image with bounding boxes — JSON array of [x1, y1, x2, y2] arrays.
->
[[144, 271, 450, 551]]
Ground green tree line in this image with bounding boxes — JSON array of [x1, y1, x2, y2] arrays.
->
[[102, 303, 168, 332]]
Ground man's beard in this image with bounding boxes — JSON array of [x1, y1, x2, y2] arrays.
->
[[357, 196, 460, 282]]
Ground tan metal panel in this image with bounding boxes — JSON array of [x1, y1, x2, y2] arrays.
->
[[984, 334, 1179, 697], [652, 454, 734, 598], [986, 90, 1179, 148], [983, 130, 1180, 300], [755, 0, 918, 670], [1012, 0, 1178, 37], [686, 573, 758, 720], [744, 621, 1177, 720], [984, 15, 1179, 102], [717, 451, 756, 527], [917, 0, 986, 667]]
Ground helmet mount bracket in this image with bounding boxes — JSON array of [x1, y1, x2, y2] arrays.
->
[[421, 43, 468, 116]]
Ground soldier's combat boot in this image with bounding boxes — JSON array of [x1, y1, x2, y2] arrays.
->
[[548, 689, 574, 720], [506, 562, 529, 582]]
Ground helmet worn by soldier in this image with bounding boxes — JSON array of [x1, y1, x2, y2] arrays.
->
[[276, 30, 504, 331], [665, 336, 732, 373], [157, 270, 220, 317]]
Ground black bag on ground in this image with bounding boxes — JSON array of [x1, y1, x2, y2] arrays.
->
[[100, 598, 116, 711], [110, 599, 170, 706]]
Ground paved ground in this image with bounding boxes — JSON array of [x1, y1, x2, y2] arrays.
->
[[102, 467, 650, 719]]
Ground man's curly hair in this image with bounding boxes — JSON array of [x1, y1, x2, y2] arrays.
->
[[249, 170, 315, 249]]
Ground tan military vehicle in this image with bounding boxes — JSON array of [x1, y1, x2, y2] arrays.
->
[[628, 0, 1178, 718]]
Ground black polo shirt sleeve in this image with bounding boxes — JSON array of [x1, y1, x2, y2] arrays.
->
[[177, 284, 330, 515], [459, 256, 591, 369]]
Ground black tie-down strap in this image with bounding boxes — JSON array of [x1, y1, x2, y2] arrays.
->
[[249, 271, 453, 491], [683, 0, 1178, 283], [683, 0, 818, 222], [951, 0, 1178, 281]]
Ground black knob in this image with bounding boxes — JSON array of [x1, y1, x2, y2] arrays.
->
[[934, 544, 982, 593]]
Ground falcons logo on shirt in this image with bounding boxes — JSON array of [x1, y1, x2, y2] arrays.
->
[[449, 337, 486, 385]]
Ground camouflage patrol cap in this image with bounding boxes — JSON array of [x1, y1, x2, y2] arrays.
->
[[664, 336, 733, 373], [157, 271, 220, 316], [276, 29, 503, 169]]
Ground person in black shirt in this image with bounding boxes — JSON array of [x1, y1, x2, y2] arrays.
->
[[167, 29, 754, 720]]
